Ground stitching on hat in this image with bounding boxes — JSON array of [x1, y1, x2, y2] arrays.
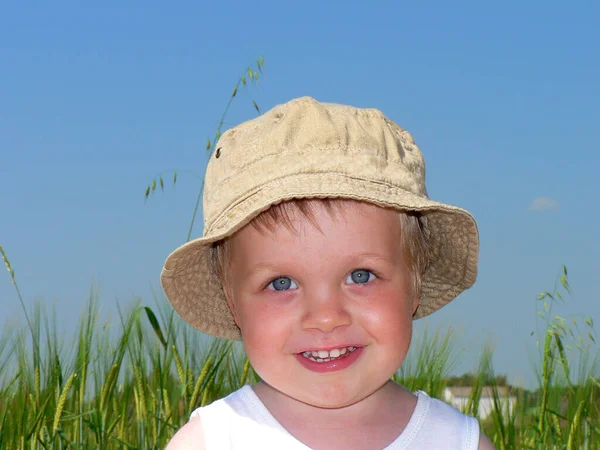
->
[[206, 173, 396, 234], [416, 214, 478, 317], [207, 171, 445, 235], [207, 142, 416, 196], [206, 146, 422, 206]]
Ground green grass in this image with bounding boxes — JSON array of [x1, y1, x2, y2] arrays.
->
[[0, 260, 598, 449]]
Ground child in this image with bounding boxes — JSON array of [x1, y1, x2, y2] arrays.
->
[[161, 96, 495, 449]]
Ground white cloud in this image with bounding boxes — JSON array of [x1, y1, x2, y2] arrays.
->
[[528, 196, 559, 212]]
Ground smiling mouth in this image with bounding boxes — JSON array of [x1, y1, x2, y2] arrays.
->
[[300, 346, 358, 362]]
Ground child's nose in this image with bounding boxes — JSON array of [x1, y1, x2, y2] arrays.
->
[[300, 291, 351, 333]]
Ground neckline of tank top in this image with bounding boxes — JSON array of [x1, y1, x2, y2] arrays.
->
[[236, 385, 432, 449]]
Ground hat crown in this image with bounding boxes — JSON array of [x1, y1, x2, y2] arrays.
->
[[203, 97, 428, 235]]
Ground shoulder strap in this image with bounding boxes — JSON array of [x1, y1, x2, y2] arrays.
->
[[387, 391, 480, 450], [189, 386, 310, 450]]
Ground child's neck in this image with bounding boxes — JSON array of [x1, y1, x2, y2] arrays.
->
[[252, 380, 417, 450]]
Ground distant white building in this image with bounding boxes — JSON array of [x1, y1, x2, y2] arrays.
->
[[443, 386, 517, 420]]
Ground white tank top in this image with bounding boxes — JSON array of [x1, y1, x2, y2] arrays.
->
[[190, 385, 480, 449]]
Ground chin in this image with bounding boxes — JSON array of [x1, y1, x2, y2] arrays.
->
[[289, 381, 375, 409]]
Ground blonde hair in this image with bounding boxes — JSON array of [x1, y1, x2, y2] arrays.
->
[[209, 198, 431, 301]]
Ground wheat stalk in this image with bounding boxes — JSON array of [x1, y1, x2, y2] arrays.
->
[[52, 373, 77, 435]]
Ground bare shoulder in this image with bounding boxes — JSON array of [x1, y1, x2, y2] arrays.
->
[[479, 431, 496, 450], [165, 416, 205, 450]]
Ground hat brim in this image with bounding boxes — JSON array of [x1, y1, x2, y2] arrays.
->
[[160, 171, 479, 340]]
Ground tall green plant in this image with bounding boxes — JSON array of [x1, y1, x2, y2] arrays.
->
[[143, 56, 265, 242], [477, 265, 599, 449]]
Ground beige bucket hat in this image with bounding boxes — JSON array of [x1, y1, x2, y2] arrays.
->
[[161, 96, 479, 340]]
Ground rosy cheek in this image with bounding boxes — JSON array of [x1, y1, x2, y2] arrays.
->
[[355, 286, 402, 312], [239, 301, 291, 344]]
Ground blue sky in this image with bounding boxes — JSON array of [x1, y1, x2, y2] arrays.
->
[[1, 1, 599, 388]]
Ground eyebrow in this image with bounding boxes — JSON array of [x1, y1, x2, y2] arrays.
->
[[240, 262, 285, 281], [354, 253, 397, 264], [243, 253, 397, 279]]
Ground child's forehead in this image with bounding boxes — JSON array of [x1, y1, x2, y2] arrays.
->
[[253, 199, 397, 233], [230, 201, 403, 259]]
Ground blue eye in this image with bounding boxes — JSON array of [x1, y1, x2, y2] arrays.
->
[[267, 277, 298, 291], [346, 269, 376, 285]]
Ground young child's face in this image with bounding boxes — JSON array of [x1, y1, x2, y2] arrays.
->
[[224, 200, 418, 409]]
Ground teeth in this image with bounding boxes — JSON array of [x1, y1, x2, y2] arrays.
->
[[301, 346, 358, 362]]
